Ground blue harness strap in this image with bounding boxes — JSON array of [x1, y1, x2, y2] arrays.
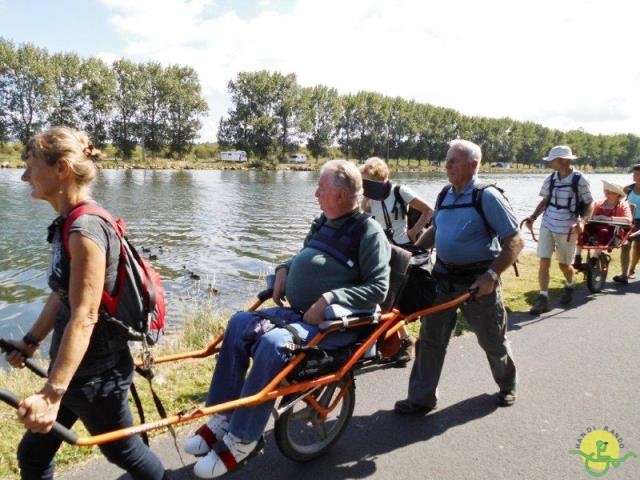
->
[[307, 212, 370, 268]]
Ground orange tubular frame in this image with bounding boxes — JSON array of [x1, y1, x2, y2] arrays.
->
[[66, 292, 470, 447]]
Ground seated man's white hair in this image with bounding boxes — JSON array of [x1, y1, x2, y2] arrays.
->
[[321, 159, 363, 198]]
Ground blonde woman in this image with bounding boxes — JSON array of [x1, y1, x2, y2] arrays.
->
[[360, 157, 433, 365], [5, 127, 166, 480], [360, 157, 433, 247]]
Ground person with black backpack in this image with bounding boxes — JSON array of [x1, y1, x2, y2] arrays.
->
[[360, 157, 433, 247], [4, 127, 167, 480], [360, 157, 433, 364], [522, 145, 593, 315], [394, 140, 523, 415]]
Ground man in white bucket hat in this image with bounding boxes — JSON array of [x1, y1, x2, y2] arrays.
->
[[522, 145, 593, 314]]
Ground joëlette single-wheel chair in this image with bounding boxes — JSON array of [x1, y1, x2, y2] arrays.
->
[[572, 215, 636, 293], [0, 247, 473, 464]]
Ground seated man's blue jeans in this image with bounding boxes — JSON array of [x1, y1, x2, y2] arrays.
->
[[205, 307, 359, 442]]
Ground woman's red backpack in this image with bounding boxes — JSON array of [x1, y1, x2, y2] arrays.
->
[[62, 203, 166, 345]]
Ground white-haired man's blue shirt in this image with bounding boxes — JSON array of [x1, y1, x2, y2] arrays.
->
[[433, 177, 519, 265]]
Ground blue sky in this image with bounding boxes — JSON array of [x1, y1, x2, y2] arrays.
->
[[0, 0, 295, 56], [1, 0, 638, 142], [0, 1, 122, 56]]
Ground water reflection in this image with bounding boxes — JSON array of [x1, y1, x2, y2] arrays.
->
[[0, 168, 633, 341]]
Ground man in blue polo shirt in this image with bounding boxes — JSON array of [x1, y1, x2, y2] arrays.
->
[[395, 139, 524, 414]]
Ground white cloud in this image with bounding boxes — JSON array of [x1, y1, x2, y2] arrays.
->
[[99, 0, 640, 140], [95, 51, 120, 66]]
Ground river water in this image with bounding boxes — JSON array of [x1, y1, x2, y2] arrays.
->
[[0, 168, 633, 340]]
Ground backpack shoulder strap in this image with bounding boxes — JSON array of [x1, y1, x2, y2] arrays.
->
[[544, 172, 557, 210], [435, 185, 453, 210], [547, 172, 556, 194], [473, 180, 498, 192], [62, 203, 120, 257], [472, 181, 518, 274], [392, 184, 403, 205], [389, 184, 407, 223], [391, 185, 406, 216], [624, 183, 635, 198], [471, 181, 500, 238], [571, 171, 582, 196], [61, 203, 126, 317]]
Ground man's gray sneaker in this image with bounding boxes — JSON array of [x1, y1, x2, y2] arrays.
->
[[529, 294, 550, 315], [559, 285, 574, 305]]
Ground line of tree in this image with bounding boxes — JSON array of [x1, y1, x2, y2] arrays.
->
[[218, 71, 640, 168], [0, 39, 208, 159]]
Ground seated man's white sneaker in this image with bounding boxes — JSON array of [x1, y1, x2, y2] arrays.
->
[[193, 432, 260, 479], [183, 414, 229, 456]]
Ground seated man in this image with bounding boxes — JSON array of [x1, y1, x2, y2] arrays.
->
[[183, 159, 391, 479]]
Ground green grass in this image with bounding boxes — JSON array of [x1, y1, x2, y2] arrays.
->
[[403, 250, 621, 337], [0, 307, 229, 479], [0, 251, 623, 478], [500, 249, 625, 313]]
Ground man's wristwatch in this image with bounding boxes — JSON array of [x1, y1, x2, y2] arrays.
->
[[486, 268, 499, 281]]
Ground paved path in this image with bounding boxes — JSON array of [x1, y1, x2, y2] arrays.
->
[[61, 282, 640, 480]]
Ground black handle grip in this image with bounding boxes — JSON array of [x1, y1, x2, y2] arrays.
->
[[0, 388, 78, 444], [0, 339, 49, 378], [467, 286, 480, 301], [257, 288, 274, 302]]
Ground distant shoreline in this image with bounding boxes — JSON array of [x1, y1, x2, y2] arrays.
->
[[0, 158, 628, 174]]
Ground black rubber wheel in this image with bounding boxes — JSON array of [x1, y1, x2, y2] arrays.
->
[[586, 253, 609, 293], [274, 376, 355, 462]]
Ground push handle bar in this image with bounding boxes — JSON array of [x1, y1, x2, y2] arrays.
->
[[257, 274, 276, 302], [0, 388, 78, 444], [256, 288, 274, 302], [0, 339, 49, 378]]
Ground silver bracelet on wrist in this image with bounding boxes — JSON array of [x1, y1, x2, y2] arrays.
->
[[45, 380, 67, 397]]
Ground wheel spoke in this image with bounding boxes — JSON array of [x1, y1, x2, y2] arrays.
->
[[314, 421, 328, 440], [317, 384, 337, 408], [290, 406, 314, 422]]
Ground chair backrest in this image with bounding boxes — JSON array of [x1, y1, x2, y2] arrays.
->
[[379, 245, 412, 313]]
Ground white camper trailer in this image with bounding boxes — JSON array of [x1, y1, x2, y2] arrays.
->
[[289, 153, 307, 164], [219, 150, 247, 162]]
